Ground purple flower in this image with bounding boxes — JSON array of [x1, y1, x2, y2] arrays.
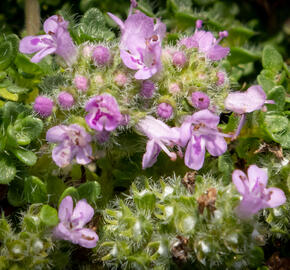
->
[[225, 85, 273, 114], [46, 124, 92, 168], [191, 91, 210, 109], [108, 11, 166, 80], [157, 102, 173, 119], [19, 15, 76, 65], [58, 91, 74, 109], [232, 165, 286, 219], [34, 96, 53, 117], [53, 196, 98, 248], [180, 20, 229, 61], [225, 85, 274, 139], [137, 116, 180, 169], [92, 46, 111, 66], [85, 94, 123, 132], [180, 110, 230, 170]]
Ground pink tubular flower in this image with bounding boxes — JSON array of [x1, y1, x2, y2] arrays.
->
[[19, 15, 76, 65], [172, 51, 187, 68], [232, 165, 286, 219], [85, 94, 123, 132], [140, 80, 156, 98], [53, 196, 98, 248], [46, 124, 92, 168], [137, 116, 180, 169], [179, 110, 230, 170], [108, 11, 166, 80], [180, 20, 229, 61], [225, 85, 274, 139]]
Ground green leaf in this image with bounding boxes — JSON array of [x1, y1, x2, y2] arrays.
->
[[76, 8, 115, 43], [228, 47, 260, 65], [14, 54, 43, 76], [257, 74, 275, 94], [7, 178, 26, 206], [46, 176, 66, 204], [77, 181, 101, 204], [0, 41, 14, 71], [11, 148, 37, 166], [218, 152, 234, 183], [0, 155, 16, 184], [14, 116, 43, 145], [59, 187, 79, 205], [267, 86, 286, 111], [24, 176, 47, 203], [2, 101, 26, 127], [40, 205, 59, 227], [264, 114, 288, 133], [262, 45, 283, 71]]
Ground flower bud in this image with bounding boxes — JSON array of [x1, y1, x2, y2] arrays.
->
[[217, 72, 225, 86], [169, 83, 181, 94], [34, 96, 53, 117], [114, 72, 128, 87], [141, 80, 155, 98], [172, 51, 187, 68], [157, 102, 173, 119], [58, 91, 74, 109], [74, 75, 89, 91], [191, 92, 210, 109], [82, 45, 94, 58], [93, 46, 111, 66]]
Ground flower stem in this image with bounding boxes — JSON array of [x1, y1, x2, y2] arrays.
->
[[25, 0, 40, 35]]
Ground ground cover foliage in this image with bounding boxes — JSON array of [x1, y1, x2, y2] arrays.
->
[[0, 0, 289, 269]]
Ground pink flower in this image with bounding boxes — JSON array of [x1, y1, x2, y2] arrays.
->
[[85, 94, 123, 132], [179, 110, 230, 170], [137, 116, 179, 169], [232, 165, 286, 219], [108, 11, 166, 80], [180, 20, 229, 61], [19, 15, 76, 65], [46, 124, 92, 168], [54, 196, 98, 248]]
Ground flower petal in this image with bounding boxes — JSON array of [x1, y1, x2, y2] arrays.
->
[[232, 169, 248, 195], [46, 125, 68, 143], [266, 187, 286, 208], [205, 134, 227, 156], [71, 199, 94, 228], [184, 136, 206, 170], [247, 165, 268, 188], [53, 222, 71, 240], [31, 46, 56, 63], [58, 196, 73, 222], [107, 12, 125, 31], [142, 139, 161, 169], [191, 109, 220, 129], [19, 35, 53, 54], [120, 50, 140, 70], [52, 143, 72, 168], [75, 147, 92, 165], [206, 45, 230, 61], [75, 228, 99, 248]]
